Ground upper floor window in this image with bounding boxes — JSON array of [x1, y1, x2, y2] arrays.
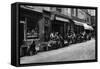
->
[[56, 8, 62, 13], [71, 8, 77, 17]]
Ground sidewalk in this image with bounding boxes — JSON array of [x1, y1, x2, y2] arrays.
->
[[20, 39, 96, 64]]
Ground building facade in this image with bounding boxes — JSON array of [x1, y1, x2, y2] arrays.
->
[[20, 5, 93, 42]]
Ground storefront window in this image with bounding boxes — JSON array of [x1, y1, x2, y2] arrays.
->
[[26, 17, 39, 40]]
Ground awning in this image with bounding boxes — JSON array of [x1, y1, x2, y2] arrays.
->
[[83, 24, 93, 30], [55, 16, 69, 22], [74, 20, 84, 26], [74, 20, 93, 30], [20, 5, 42, 13]]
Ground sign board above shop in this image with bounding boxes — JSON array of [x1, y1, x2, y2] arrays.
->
[[55, 16, 69, 22]]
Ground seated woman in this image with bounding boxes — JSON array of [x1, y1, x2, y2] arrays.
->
[[28, 41, 37, 56]]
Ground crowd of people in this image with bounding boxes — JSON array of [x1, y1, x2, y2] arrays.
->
[[21, 30, 93, 56]]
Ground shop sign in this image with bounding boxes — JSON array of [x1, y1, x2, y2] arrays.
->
[[56, 17, 69, 22]]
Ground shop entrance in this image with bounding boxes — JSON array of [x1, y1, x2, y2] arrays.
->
[[52, 20, 64, 37]]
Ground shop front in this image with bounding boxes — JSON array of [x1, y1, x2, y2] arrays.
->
[[51, 13, 75, 39], [73, 20, 94, 41], [19, 7, 43, 56]]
